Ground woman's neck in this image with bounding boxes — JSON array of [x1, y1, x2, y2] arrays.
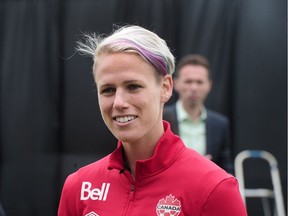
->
[[122, 143, 155, 179], [121, 121, 164, 179]]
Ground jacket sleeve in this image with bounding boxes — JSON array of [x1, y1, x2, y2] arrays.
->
[[202, 177, 247, 216], [58, 174, 78, 216]]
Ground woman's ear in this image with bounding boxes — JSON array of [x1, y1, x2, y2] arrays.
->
[[161, 74, 173, 103]]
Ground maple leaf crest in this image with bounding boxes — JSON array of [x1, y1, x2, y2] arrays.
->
[[159, 194, 181, 207], [156, 194, 181, 216]]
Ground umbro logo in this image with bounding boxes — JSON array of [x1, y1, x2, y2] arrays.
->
[[85, 211, 99, 216]]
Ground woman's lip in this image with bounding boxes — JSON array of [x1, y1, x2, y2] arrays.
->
[[113, 115, 138, 124]]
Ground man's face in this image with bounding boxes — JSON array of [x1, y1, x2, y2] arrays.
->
[[174, 65, 212, 107]]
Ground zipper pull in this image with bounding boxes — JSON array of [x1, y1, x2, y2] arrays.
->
[[131, 184, 135, 192]]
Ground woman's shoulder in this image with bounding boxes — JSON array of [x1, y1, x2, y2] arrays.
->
[[177, 148, 233, 183], [65, 154, 111, 185]]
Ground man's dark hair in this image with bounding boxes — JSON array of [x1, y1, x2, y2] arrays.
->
[[174, 54, 211, 79]]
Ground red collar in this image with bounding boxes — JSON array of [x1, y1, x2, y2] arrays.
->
[[108, 121, 186, 180]]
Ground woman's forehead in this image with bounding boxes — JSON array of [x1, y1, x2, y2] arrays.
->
[[94, 52, 159, 84], [94, 52, 163, 83]]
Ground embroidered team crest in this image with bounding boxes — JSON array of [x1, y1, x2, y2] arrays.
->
[[156, 194, 181, 216]]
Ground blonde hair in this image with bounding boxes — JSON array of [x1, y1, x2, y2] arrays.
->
[[76, 25, 175, 77]]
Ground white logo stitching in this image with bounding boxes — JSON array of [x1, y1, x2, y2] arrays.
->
[[80, 182, 110, 201], [85, 211, 99, 216]]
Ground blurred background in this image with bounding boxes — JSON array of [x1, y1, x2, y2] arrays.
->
[[0, 0, 286, 215]]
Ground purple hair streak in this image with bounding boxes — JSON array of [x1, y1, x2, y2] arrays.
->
[[111, 39, 169, 76]]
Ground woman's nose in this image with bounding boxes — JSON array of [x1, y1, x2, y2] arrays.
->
[[113, 90, 129, 109]]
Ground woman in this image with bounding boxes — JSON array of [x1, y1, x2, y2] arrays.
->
[[58, 25, 247, 216]]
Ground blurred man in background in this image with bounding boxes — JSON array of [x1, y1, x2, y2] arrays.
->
[[163, 54, 233, 174]]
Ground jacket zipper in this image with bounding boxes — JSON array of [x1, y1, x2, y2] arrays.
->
[[123, 174, 136, 215]]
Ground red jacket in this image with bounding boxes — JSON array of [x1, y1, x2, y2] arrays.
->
[[58, 121, 247, 216]]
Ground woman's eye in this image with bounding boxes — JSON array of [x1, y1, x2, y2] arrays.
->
[[101, 87, 115, 95], [128, 84, 141, 90]]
